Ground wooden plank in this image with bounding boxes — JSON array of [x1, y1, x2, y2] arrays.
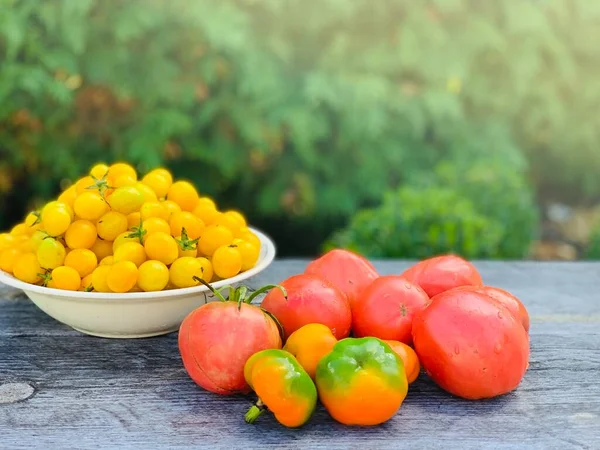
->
[[1, 261, 600, 449]]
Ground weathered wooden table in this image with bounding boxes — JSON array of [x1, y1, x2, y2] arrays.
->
[[1, 260, 599, 449]]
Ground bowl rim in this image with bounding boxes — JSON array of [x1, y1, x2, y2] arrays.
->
[[0, 227, 276, 301]]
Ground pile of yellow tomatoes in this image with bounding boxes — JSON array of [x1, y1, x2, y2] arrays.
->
[[0, 163, 261, 293]]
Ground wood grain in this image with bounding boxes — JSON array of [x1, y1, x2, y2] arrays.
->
[[1, 261, 600, 449]]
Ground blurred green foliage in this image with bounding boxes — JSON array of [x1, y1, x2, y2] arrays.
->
[[326, 186, 504, 259], [584, 225, 600, 260], [0, 0, 596, 256], [327, 152, 538, 259]]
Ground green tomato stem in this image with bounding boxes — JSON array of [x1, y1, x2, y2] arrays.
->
[[246, 284, 287, 304], [244, 399, 266, 424]]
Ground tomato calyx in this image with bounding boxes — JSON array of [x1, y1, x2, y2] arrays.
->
[[39, 270, 52, 287], [193, 277, 288, 341], [175, 227, 198, 251], [126, 220, 147, 244], [87, 172, 114, 200], [192, 276, 287, 309]]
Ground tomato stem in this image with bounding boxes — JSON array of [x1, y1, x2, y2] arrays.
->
[[127, 220, 147, 244], [175, 227, 198, 251], [244, 399, 266, 424], [246, 285, 287, 304]]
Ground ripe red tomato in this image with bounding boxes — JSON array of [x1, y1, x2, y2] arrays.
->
[[451, 285, 530, 332], [352, 276, 429, 344], [304, 249, 379, 309], [261, 273, 352, 340], [412, 289, 529, 400], [401, 254, 482, 298]]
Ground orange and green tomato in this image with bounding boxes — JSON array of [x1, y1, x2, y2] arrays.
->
[[244, 349, 317, 428], [384, 340, 421, 384], [283, 323, 338, 380], [315, 337, 408, 426]]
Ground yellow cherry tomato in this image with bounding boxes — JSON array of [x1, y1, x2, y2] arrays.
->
[[74, 192, 108, 221], [91, 265, 112, 292], [106, 261, 138, 293], [113, 242, 147, 267], [41, 203, 72, 237], [113, 232, 138, 252], [152, 168, 173, 184], [29, 230, 47, 251], [0, 233, 16, 252], [127, 212, 142, 229], [107, 162, 137, 182], [142, 170, 172, 199], [198, 224, 234, 257], [75, 175, 96, 194], [57, 185, 78, 209], [13, 253, 43, 284], [112, 174, 137, 188], [51, 266, 81, 291], [161, 200, 181, 221], [137, 260, 170, 292], [167, 181, 199, 211], [142, 217, 171, 238], [90, 238, 113, 261], [65, 220, 97, 249], [196, 257, 213, 283], [192, 202, 219, 225], [11, 223, 31, 236], [97, 211, 128, 241], [169, 211, 204, 239], [140, 202, 168, 221], [90, 163, 109, 179], [0, 248, 23, 273], [37, 238, 67, 270], [65, 248, 98, 277], [197, 197, 216, 209], [224, 210, 247, 227], [168, 257, 206, 288], [212, 245, 242, 279], [237, 229, 261, 249], [212, 212, 241, 235], [99, 255, 114, 266], [108, 187, 144, 215], [144, 232, 178, 265], [80, 273, 94, 291], [135, 182, 158, 203], [232, 239, 260, 271]]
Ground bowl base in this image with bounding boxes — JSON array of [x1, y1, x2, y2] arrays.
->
[[71, 327, 178, 339]]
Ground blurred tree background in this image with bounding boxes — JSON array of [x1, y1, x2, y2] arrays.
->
[[1, 0, 599, 258]]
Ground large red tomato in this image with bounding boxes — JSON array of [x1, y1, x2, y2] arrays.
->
[[401, 254, 482, 298], [261, 273, 352, 340], [304, 249, 379, 309], [450, 285, 530, 332], [352, 276, 429, 344], [412, 288, 529, 400]]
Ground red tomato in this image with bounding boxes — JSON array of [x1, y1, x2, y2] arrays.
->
[[450, 285, 530, 332], [352, 276, 429, 344], [304, 249, 379, 309], [178, 301, 282, 395], [412, 289, 529, 400], [401, 254, 482, 298], [261, 273, 352, 340]]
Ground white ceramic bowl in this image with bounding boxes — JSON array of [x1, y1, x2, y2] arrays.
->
[[0, 227, 276, 339]]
